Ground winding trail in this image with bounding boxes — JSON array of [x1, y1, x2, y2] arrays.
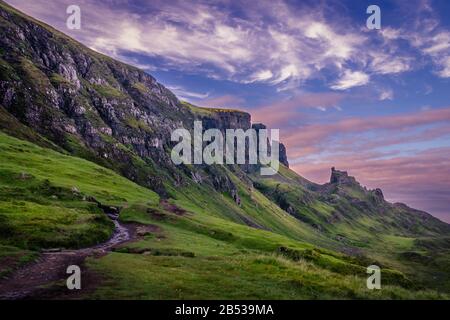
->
[[0, 212, 130, 300]]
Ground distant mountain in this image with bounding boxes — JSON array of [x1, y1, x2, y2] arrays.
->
[[0, 0, 449, 298]]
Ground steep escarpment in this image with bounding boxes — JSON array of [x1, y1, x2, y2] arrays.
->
[[254, 166, 450, 238]]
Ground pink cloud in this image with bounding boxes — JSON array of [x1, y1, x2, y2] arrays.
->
[[283, 107, 450, 148], [281, 107, 450, 222], [198, 95, 245, 108], [250, 92, 346, 127], [291, 147, 450, 222], [306, 124, 450, 156]]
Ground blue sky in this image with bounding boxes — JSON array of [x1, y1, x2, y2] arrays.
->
[[6, 0, 450, 222]]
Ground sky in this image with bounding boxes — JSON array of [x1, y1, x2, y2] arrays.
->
[[5, 0, 450, 222]]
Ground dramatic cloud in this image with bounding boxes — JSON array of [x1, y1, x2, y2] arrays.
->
[[291, 148, 450, 223], [251, 92, 346, 127], [166, 85, 210, 101], [378, 2, 450, 79], [6, 0, 449, 91], [369, 54, 412, 75], [331, 71, 370, 90], [286, 107, 450, 222], [284, 107, 450, 149]]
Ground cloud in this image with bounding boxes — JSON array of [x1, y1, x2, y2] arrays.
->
[[285, 106, 450, 222], [5, 0, 450, 221], [369, 54, 412, 75], [379, 88, 394, 101], [283, 107, 450, 149], [436, 56, 450, 78], [0, 0, 420, 91], [197, 95, 245, 108], [413, 31, 450, 78], [250, 92, 346, 127], [7, 0, 450, 90], [380, 27, 401, 40], [377, 3, 450, 79], [331, 71, 369, 90], [166, 85, 210, 101], [246, 70, 274, 83], [295, 123, 450, 158], [291, 147, 450, 222]]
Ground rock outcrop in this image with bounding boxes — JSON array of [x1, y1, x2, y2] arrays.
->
[[251, 123, 289, 168], [330, 167, 358, 185]]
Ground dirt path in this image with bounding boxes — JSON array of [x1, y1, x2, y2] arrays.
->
[[0, 200, 188, 300], [0, 215, 130, 300]]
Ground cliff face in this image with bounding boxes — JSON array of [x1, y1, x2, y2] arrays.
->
[[330, 167, 358, 185], [251, 123, 289, 168], [200, 110, 252, 131]]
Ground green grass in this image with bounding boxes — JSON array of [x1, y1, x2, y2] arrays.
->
[[82, 201, 448, 299], [0, 198, 113, 249], [0, 131, 158, 251], [180, 101, 247, 116], [49, 73, 76, 89], [0, 132, 158, 205], [85, 196, 440, 299], [92, 84, 127, 99], [131, 82, 149, 94], [124, 117, 153, 133], [0, 244, 36, 278], [0, 105, 62, 151], [382, 235, 415, 251], [0, 128, 448, 299], [19, 57, 51, 91], [85, 251, 446, 300], [1, 0, 449, 299]]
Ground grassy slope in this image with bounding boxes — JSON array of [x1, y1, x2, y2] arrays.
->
[[85, 203, 445, 299], [1, 131, 446, 298], [251, 165, 450, 292], [0, 131, 158, 274], [180, 101, 246, 115]]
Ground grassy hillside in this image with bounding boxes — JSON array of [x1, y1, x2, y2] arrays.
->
[[0, 131, 158, 276], [83, 188, 445, 299], [1, 131, 447, 299], [250, 166, 450, 291]]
